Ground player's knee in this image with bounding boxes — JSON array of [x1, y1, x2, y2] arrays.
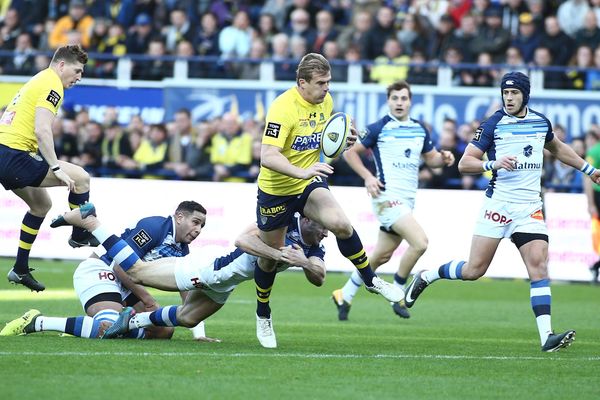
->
[[30, 198, 52, 216], [328, 219, 353, 239], [412, 238, 428, 256], [72, 167, 91, 193]]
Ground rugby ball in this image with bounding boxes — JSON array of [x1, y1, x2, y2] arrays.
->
[[320, 112, 350, 159]]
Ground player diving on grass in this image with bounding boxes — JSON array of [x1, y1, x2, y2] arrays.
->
[[45, 203, 328, 343], [0, 201, 209, 340]]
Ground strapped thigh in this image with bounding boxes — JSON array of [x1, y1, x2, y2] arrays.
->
[[511, 232, 548, 249]]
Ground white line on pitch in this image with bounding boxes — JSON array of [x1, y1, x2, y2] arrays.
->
[[0, 351, 598, 361]]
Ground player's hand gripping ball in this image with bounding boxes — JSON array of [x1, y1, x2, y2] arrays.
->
[[320, 112, 351, 159]]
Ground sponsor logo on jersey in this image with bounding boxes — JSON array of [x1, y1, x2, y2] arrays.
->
[[514, 161, 541, 170], [98, 271, 116, 281], [265, 122, 281, 138], [291, 132, 321, 151], [132, 229, 151, 247], [530, 209, 544, 220], [392, 161, 418, 169], [474, 127, 483, 141], [260, 204, 287, 217], [46, 90, 61, 107], [484, 210, 513, 225], [523, 145, 533, 157], [189, 277, 207, 289], [309, 112, 316, 118], [319, 113, 325, 121]]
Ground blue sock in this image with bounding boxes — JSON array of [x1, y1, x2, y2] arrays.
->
[[149, 306, 179, 327], [14, 212, 44, 274], [254, 263, 275, 318], [336, 228, 375, 286], [531, 279, 553, 344], [394, 273, 407, 286], [438, 260, 465, 280]]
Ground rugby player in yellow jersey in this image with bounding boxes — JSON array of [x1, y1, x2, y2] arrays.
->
[[0, 45, 96, 292], [253, 53, 404, 348]]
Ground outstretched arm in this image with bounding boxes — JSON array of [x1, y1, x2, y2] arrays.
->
[[343, 142, 384, 197], [234, 223, 284, 262], [545, 137, 600, 184], [422, 148, 455, 168]]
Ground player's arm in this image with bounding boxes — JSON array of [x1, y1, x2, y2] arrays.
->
[[422, 148, 455, 168], [35, 107, 74, 189], [546, 136, 600, 184], [459, 143, 518, 174], [280, 244, 325, 286], [234, 223, 284, 262], [113, 265, 159, 310], [261, 144, 333, 179], [343, 142, 384, 197]]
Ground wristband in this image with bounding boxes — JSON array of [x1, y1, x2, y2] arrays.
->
[[581, 162, 597, 176], [51, 165, 61, 172], [483, 160, 495, 171]]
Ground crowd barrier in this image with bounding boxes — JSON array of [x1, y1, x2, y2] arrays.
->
[[0, 178, 595, 282]]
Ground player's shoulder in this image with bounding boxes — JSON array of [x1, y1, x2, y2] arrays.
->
[[366, 114, 393, 133], [480, 109, 506, 130], [526, 108, 550, 123]]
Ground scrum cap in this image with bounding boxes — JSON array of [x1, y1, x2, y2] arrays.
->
[[501, 71, 530, 106]]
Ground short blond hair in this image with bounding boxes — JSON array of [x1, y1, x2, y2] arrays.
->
[[296, 53, 330, 84]]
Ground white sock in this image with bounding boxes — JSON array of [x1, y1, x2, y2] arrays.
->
[[190, 321, 206, 339], [36, 316, 67, 332], [537, 315, 552, 344], [341, 270, 363, 303], [423, 269, 440, 283], [92, 225, 111, 244], [129, 311, 152, 329]]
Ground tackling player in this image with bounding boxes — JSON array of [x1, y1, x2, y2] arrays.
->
[[0, 201, 207, 340], [46, 204, 326, 348], [254, 53, 403, 346], [404, 72, 600, 352], [0, 45, 94, 292]]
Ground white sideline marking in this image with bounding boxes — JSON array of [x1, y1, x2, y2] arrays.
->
[[0, 351, 598, 361]]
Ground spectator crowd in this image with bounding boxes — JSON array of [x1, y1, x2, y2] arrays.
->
[[1, 0, 599, 192]]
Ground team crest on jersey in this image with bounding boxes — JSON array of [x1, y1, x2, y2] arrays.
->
[[310, 120, 316, 128], [265, 122, 281, 138], [404, 148, 411, 158], [473, 127, 483, 141], [46, 90, 61, 107], [319, 113, 325, 121], [132, 229, 151, 247], [523, 145, 533, 157]]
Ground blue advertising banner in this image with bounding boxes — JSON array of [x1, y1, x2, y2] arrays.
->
[[65, 83, 600, 139], [65, 85, 165, 124], [164, 86, 600, 139]]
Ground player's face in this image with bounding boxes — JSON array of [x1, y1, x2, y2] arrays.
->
[[298, 71, 331, 104], [301, 219, 328, 246], [387, 89, 411, 121], [175, 211, 206, 244], [60, 61, 85, 89], [502, 88, 525, 116]]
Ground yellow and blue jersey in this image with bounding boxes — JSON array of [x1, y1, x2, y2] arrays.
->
[[258, 87, 333, 196], [0, 68, 63, 152]]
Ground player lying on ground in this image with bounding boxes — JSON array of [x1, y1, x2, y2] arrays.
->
[[50, 203, 327, 346], [0, 201, 212, 340]]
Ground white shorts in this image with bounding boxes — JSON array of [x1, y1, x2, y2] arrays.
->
[[473, 197, 547, 239], [73, 258, 131, 310], [174, 250, 275, 305], [371, 195, 414, 230]]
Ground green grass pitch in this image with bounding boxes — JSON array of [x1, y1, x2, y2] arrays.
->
[[0, 257, 599, 400]]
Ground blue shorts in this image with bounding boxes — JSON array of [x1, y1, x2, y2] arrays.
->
[[256, 178, 329, 231], [0, 144, 48, 190]]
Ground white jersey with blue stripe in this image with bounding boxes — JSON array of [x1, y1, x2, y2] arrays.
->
[[360, 114, 434, 201], [100, 216, 188, 265], [203, 213, 325, 293], [472, 108, 553, 203]]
